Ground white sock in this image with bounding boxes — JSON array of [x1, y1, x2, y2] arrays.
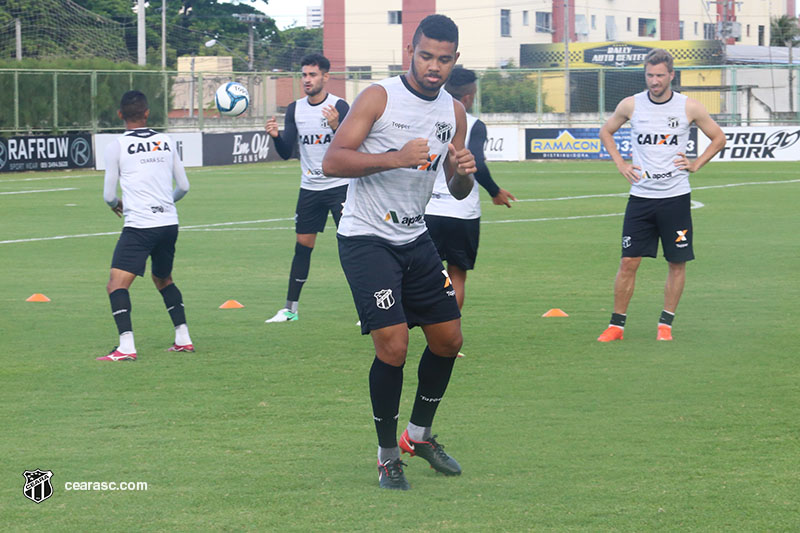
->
[[119, 331, 136, 354], [378, 446, 400, 464], [406, 422, 431, 442], [175, 324, 192, 345]]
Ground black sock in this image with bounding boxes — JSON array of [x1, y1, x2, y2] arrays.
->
[[610, 312, 627, 328], [409, 347, 456, 428], [109, 288, 132, 335], [287, 243, 313, 302], [159, 283, 186, 327], [369, 357, 404, 449], [659, 310, 675, 326]]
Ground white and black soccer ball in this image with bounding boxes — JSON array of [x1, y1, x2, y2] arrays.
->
[[215, 82, 249, 117]]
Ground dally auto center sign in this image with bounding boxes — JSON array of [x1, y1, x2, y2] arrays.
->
[[0, 134, 93, 172]]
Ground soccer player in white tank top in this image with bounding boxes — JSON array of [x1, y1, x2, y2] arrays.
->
[[597, 49, 726, 342], [98, 91, 193, 361], [425, 67, 516, 314], [263, 54, 350, 324], [323, 15, 476, 490]]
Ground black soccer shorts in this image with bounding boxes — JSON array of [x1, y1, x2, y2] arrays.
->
[[621, 193, 694, 263], [337, 232, 461, 335], [294, 184, 348, 234], [111, 224, 179, 278], [425, 214, 481, 271]]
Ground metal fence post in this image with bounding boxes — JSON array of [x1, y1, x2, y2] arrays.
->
[[730, 66, 738, 125], [163, 70, 169, 130], [598, 68, 605, 121], [14, 70, 20, 133], [537, 70, 543, 125], [197, 72, 204, 130], [53, 72, 58, 132], [91, 70, 98, 133]]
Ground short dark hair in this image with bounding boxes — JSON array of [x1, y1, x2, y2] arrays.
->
[[644, 49, 674, 72], [120, 90, 148, 121], [301, 53, 330, 73], [445, 67, 477, 100], [412, 14, 459, 49]]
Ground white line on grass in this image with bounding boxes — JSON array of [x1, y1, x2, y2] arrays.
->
[[0, 178, 793, 245], [0, 174, 97, 183], [0, 187, 78, 195]]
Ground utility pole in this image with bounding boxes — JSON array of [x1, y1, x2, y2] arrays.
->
[[564, 0, 570, 125], [161, 0, 166, 70], [137, 0, 146, 66], [232, 13, 267, 71], [15, 18, 21, 60]]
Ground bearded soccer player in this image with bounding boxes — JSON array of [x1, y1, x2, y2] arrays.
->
[[264, 54, 350, 323], [323, 14, 476, 490], [98, 90, 193, 361], [597, 49, 725, 342]]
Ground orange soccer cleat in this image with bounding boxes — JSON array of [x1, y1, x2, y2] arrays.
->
[[597, 325, 624, 342], [656, 324, 673, 341]]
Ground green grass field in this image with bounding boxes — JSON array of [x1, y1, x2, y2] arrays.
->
[[1, 160, 798, 531]]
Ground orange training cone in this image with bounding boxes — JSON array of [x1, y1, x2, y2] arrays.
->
[[219, 299, 244, 309], [542, 308, 569, 317], [26, 293, 51, 302]]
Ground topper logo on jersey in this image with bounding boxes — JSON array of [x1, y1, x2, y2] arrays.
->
[[637, 133, 679, 145], [301, 133, 333, 145], [127, 141, 171, 154], [435, 122, 453, 143]]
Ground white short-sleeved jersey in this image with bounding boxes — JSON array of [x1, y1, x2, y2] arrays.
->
[[337, 76, 456, 245], [629, 90, 691, 199], [103, 128, 188, 228], [425, 113, 481, 220]]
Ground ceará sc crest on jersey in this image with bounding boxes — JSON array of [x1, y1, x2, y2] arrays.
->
[[435, 122, 453, 143]]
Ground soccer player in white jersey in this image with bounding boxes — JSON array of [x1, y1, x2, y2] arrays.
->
[[596, 49, 726, 342], [425, 67, 516, 315], [264, 54, 350, 323], [323, 14, 476, 490], [97, 91, 193, 361]]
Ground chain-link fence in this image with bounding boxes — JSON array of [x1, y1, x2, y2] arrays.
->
[[2, 64, 799, 134]]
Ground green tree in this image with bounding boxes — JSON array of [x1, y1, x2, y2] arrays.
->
[[479, 69, 550, 114], [770, 15, 800, 47], [268, 26, 323, 71]]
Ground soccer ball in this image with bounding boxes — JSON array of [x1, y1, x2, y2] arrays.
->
[[215, 82, 249, 116]]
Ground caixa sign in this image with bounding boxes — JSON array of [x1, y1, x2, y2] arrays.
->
[[701, 127, 800, 161], [0, 134, 93, 172], [203, 131, 282, 166]]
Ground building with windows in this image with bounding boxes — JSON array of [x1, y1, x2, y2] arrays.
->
[[323, 0, 794, 73], [307, 5, 323, 29]]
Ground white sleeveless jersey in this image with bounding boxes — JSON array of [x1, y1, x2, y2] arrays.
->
[[337, 76, 456, 245], [425, 113, 481, 220], [106, 129, 185, 228], [629, 90, 691, 198], [294, 94, 349, 190]]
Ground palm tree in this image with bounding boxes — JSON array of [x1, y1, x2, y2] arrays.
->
[[770, 15, 800, 111]]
